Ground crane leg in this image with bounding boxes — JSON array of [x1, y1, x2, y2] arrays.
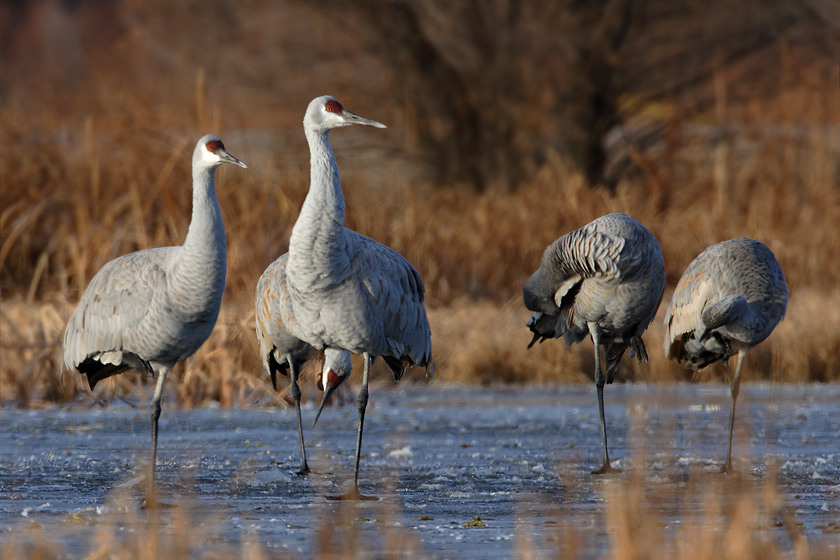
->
[[590, 326, 617, 475], [290, 362, 311, 475], [722, 349, 747, 473], [335, 352, 376, 500], [147, 366, 169, 504]]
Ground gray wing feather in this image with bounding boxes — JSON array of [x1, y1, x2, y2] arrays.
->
[[62, 248, 172, 371], [548, 229, 623, 302], [663, 251, 716, 357], [255, 253, 312, 376], [346, 231, 432, 370]]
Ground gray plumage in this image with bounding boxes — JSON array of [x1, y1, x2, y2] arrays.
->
[[524, 213, 666, 473], [664, 237, 788, 472], [255, 252, 352, 474], [62, 134, 246, 481], [256, 253, 313, 391], [283, 96, 433, 499]]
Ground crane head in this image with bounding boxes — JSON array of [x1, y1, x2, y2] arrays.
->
[[304, 95, 386, 132], [195, 134, 248, 170], [313, 348, 353, 427]]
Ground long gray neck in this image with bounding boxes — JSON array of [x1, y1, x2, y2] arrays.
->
[[170, 165, 227, 315], [288, 127, 350, 286]]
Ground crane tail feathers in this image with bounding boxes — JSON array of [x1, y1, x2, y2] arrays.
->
[[77, 359, 131, 390], [267, 353, 289, 391], [630, 337, 649, 364], [381, 352, 433, 382], [604, 345, 627, 385], [383, 355, 409, 381]]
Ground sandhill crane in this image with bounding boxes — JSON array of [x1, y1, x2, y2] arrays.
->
[[283, 95, 433, 499], [313, 348, 353, 427], [63, 134, 246, 484], [524, 213, 665, 474], [663, 238, 788, 473], [255, 252, 352, 474]]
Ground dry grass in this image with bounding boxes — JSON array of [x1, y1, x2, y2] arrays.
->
[[1, 464, 835, 559], [5, 284, 838, 407], [1, 1, 839, 406], [1, 489, 266, 560], [598, 471, 815, 560], [429, 287, 840, 387]]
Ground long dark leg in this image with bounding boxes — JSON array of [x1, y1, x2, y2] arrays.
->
[[589, 326, 617, 474], [722, 349, 747, 473], [289, 360, 311, 475], [336, 352, 376, 500], [147, 367, 169, 503]]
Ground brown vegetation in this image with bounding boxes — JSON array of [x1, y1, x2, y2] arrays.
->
[[1, 462, 834, 559], [1, 0, 839, 407]]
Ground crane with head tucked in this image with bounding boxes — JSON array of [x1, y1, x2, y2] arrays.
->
[[255, 252, 352, 474], [664, 238, 788, 473], [524, 213, 665, 474], [283, 95, 433, 500], [63, 134, 247, 485]]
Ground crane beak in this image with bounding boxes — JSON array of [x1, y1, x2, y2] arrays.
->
[[220, 149, 248, 168], [341, 110, 386, 129], [312, 383, 339, 428]]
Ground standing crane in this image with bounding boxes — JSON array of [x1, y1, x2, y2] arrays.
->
[[524, 213, 665, 474], [255, 252, 352, 474], [63, 134, 247, 485], [283, 96, 433, 500], [663, 238, 788, 472]]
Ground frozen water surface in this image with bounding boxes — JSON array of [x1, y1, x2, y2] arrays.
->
[[1, 383, 838, 557]]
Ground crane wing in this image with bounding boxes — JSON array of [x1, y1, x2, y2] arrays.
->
[[346, 231, 432, 375], [255, 253, 311, 385], [255, 257, 280, 376], [663, 262, 714, 358], [547, 229, 624, 307], [62, 248, 171, 372]]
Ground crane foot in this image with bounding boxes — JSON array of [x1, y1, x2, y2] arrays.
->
[[327, 486, 379, 501], [591, 462, 620, 475], [717, 463, 740, 475]]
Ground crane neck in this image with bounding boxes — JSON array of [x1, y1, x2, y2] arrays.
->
[[288, 126, 349, 280], [170, 164, 227, 314], [183, 165, 226, 256], [306, 126, 345, 225]]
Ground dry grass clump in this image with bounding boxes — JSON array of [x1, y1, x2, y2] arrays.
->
[[0, 298, 293, 409], [424, 286, 839, 387], [428, 300, 591, 385], [600, 470, 816, 560], [2, 466, 835, 559], [6, 286, 833, 406], [0, 490, 269, 560], [0, 299, 74, 405]]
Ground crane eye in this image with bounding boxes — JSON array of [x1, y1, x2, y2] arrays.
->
[[205, 140, 223, 152], [325, 100, 343, 114]]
